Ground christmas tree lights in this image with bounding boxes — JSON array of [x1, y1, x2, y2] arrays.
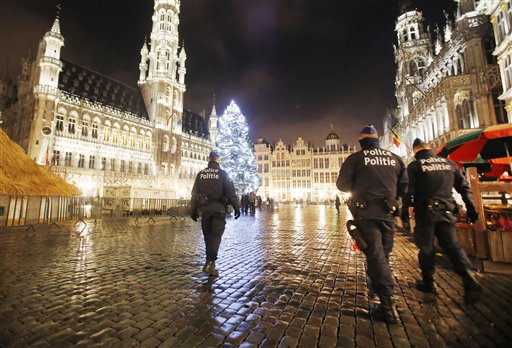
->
[[215, 101, 260, 194]]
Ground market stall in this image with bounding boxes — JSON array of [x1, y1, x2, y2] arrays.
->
[[437, 124, 512, 274]]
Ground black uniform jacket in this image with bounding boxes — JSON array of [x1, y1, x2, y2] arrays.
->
[[191, 161, 241, 214], [403, 149, 476, 215], [337, 144, 408, 221]]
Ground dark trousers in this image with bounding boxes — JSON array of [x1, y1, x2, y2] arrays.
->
[[414, 216, 471, 281], [358, 219, 395, 297], [201, 212, 226, 261]]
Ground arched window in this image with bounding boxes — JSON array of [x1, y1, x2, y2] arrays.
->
[[159, 12, 165, 30], [410, 26, 418, 40], [68, 118, 76, 134], [409, 60, 417, 76]]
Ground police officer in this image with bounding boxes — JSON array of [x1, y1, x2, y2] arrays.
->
[[337, 125, 408, 324], [190, 151, 241, 276], [401, 139, 481, 304]]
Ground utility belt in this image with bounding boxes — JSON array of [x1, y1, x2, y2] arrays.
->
[[199, 194, 227, 206], [421, 199, 458, 213], [347, 197, 400, 215]]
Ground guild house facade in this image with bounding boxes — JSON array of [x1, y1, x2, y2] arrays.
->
[[254, 127, 357, 203], [0, 0, 217, 200]]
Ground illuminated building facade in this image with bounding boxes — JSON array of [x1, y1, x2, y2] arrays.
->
[[476, 0, 512, 120], [382, 0, 508, 158], [0, 0, 215, 199], [254, 127, 357, 202]]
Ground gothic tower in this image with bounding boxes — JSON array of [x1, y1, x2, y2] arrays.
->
[[394, 6, 432, 122], [28, 13, 64, 164], [208, 96, 218, 146], [138, 0, 186, 177]]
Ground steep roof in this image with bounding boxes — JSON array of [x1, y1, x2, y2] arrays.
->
[[183, 110, 210, 139], [58, 59, 149, 119], [0, 129, 81, 196]]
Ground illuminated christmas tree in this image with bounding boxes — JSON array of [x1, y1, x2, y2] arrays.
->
[[215, 101, 259, 193]]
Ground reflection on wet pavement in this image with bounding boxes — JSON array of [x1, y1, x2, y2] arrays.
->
[[0, 205, 511, 347]]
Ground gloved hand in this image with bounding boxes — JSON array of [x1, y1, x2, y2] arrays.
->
[[191, 211, 198, 222], [466, 208, 479, 224], [234, 209, 241, 219]]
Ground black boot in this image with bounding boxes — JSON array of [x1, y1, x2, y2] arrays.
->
[[202, 260, 219, 277], [371, 296, 399, 324], [367, 276, 378, 300], [462, 270, 481, 305], [415, 278, 437, 294]]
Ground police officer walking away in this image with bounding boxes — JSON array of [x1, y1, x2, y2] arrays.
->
[[190, 151, 241, 276], [337, 124, 408, 324], [401, 139, 481, 304]]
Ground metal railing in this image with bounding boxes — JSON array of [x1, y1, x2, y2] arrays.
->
[[0, 195, 190, 229]]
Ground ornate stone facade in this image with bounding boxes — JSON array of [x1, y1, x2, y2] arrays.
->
[[476, 0, 512, 120], [1, 0, 215, 199], [254, 127, 357, 202], [382, 0, 508, 159]]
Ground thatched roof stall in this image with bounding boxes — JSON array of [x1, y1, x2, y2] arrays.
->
[[0, 129, 81, 196]]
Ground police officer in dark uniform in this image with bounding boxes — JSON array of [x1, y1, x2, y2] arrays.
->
[[337, 125, 408, 324], [190, 151, 241, 276], [401, 138, 481, 304]]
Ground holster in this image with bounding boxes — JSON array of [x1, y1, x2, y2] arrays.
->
[[346, 220, 368, 250], [200, 194, 228, 206], [425, 199, 456, 213], [383, 197, 400, 215]]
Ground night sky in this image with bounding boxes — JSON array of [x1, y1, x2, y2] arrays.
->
[[0, 0, 457, 146]]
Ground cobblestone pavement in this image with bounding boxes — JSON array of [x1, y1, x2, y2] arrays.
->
[[1, 205, 512, 348]]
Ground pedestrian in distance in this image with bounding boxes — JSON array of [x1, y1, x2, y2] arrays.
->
[[335, 195, 341, 213], [401, 138, 481, 304], [190, 151, 241, 277], [337, 124, 408, 324]]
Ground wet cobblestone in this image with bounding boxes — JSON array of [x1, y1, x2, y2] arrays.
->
[[1, 205, 511, 347]]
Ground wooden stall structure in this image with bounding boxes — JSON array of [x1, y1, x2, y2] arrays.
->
[[465, 167, 512, 274]]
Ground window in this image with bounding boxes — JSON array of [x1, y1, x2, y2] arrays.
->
[[320, 173, 325, 183], [264, 164, 269, 173], [497, 11, 507, 44], [129, 161, 134, 173], [264, 155, 269, 161], [137, 163, 142, 174], [144, 163, 149, 175], [56, 115, 64, 132], [65, 152, 72, 167], [110, 158, 115, 171], [138, 135, 144, 149], [325, 159, 329, 168], [68, 118, 76, 134], [112, 129, 118, 143], [78, 154, 85, 168], [92, 123, 98, 138], [89, 155, 95, 169], [120, 160, 126, 172], [145, 136, 151, 150], [51, 150, 60, 166], [81, 121, 89, 137], [258, 155, 262, 161], [104, 126, 110, 141], [505, 55, 512, 90], [314, 159, 318, 169], [122, 131, 128, 145], [331, 172, 337, 183], [101, 157, 107, 171], [130, 133, 135, 147]]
